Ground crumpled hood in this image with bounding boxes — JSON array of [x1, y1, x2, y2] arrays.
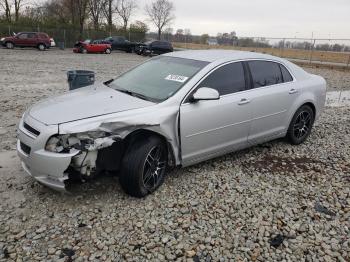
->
[[29, 84, 155, 125]]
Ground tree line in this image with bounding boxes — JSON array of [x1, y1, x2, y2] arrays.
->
[[0, 0, 175, 39]]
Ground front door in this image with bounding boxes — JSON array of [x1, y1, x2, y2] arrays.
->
[[180, 62, 252, 166]]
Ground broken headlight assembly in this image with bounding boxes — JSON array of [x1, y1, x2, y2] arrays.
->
[[45, 131, 121, 153]]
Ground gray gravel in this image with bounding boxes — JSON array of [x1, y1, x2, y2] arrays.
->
[[0, 48, 349, 261]]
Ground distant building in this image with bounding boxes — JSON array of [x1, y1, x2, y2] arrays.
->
[[207, 38, 218, 46]]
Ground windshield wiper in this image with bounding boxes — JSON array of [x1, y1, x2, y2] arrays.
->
[[103, 79, 114, 86], [106, 82, 159, 102], [114, 87, 155, 102]]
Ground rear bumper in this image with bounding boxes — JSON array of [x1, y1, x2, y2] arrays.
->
[[73, 48, 80, 53]]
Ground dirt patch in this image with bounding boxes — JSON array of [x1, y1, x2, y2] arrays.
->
[[242, 154, 326, 174]]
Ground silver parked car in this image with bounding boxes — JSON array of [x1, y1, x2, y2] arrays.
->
[[17, 50, 326, 197]]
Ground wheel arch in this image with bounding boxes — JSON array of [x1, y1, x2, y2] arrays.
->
[[123, 129, 176, 167], [5, 41, 14, 47], [37, 42, 47, 48], [302, 102, 316, 117]]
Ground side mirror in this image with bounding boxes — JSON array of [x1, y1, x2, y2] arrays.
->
[[191, 87, 220, 102]]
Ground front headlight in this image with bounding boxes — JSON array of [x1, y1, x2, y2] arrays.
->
[[45, 131, 120, 153], [0, 38, 4, 41]]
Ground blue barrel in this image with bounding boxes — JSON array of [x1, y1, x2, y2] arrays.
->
[[67, 70, 95, 90]]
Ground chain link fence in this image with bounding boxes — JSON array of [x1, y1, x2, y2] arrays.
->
[[1, 24, 349, 68], [173, 37, 350, 68], [0, 24, 146, 48]]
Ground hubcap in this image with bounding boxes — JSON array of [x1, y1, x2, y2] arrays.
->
[[293, 111, 312, 139], [142, 146, 166, 191]]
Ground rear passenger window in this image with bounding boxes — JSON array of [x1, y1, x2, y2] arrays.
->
[[248, 61, 283, 88], [199, 62, 246, 95], [38, 34, 47, 39], [280, 64, 293, 82]]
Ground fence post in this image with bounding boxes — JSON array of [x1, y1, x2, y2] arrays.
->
[[8, 25, 10, 36], [347, 53, 350, 68], [280, 38, 285, 57], [309, 39, 316, 64], [63, 29, 66, 49]]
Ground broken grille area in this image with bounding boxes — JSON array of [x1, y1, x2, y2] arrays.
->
[[24, 122, 40, 136]]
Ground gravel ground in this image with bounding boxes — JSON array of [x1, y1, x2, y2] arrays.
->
[[0, 48, 349, 261]]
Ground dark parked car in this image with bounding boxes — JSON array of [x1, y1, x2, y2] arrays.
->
[[135, 40, 173, 56], [1, 32, 52, 51], [104, 36, 138, 53]]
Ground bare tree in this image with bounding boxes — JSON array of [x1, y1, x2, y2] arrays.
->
[[145, 0, 175, 40], [115, 0, 137, 32], [14, 0, 24, 22], [75, 0, 89, 35], [102, 0, 115, 32], [0, 0, 12, 22], [88, 0, 105, 30]]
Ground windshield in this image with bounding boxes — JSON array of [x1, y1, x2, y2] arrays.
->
[[109, 56, 208, 102]]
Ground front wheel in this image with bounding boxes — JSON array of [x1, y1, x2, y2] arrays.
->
[[105, 48, 111, 54], [120, 136, 167, 197], [286, 105, 314, 145], [6, 42, 14, 49]]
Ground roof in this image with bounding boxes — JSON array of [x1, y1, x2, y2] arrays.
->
[[164, 49, 283, 63]]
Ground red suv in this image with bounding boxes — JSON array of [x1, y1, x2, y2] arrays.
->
[[1, 32, 52, 51]]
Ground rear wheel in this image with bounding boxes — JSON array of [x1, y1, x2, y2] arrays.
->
[[38, 43, 46, 51], [120, 136, 167, 197], [105, 48, 111, 54], [286, 105, 314, 145], [6, 42, 14, 49]]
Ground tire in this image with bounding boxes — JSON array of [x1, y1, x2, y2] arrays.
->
[[38, 43, 46, 51], [126, 47, 134, 53], [81, 47, 87, 54], [120, 136, 167, 197], [6, 42, 14, 49], [105, 48, 111, 54], [286, 105, 314, 145]]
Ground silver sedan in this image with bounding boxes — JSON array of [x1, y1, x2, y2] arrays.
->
[[17, 50, 327, 197]]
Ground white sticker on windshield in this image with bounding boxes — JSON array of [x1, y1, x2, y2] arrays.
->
[[165, 74, 189, 83]]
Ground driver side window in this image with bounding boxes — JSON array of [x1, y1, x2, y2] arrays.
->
[[198, 62, 246, 96]]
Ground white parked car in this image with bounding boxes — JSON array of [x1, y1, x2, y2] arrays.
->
[[17, 50, 326, 197]]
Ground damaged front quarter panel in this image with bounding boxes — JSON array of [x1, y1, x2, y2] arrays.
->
[[56, 104, 181, 187]]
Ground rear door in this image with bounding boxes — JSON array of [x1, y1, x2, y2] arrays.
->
[[246, 60, 296, 144], [180, 62, 253, 166]]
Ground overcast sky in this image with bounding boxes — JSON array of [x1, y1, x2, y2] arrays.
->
[[134, 0, 350, 39]]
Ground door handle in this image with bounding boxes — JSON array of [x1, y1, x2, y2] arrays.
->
[[289, 88, 298, 94], [238, 98, 250, 105]]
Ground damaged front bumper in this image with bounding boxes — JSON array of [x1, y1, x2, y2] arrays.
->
[[16, 114, 79, 192], [17, 140, 79, 191]]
